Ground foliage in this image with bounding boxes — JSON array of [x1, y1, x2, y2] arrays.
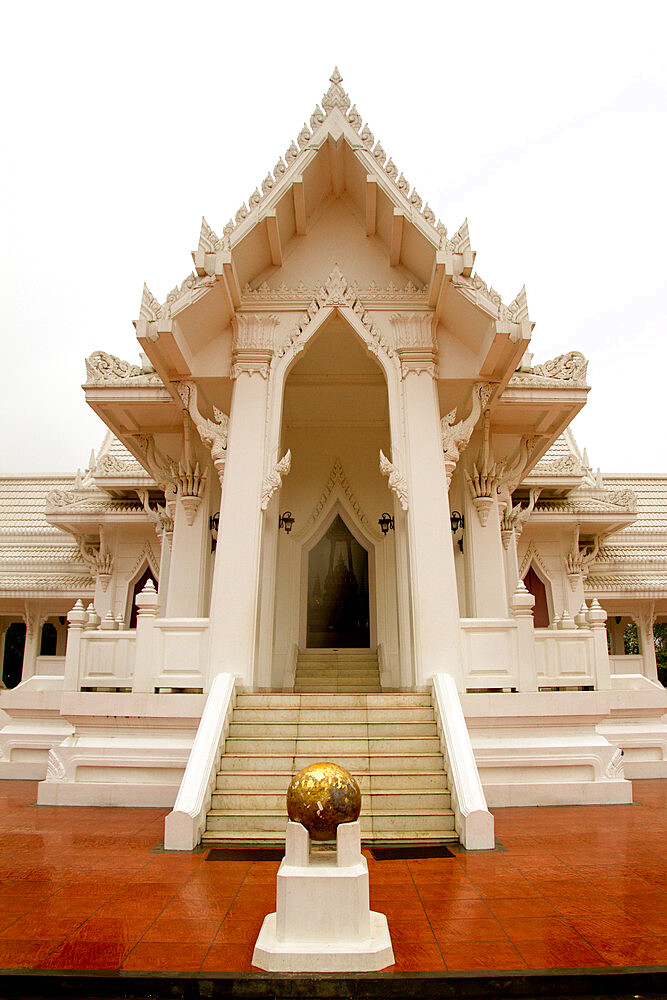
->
[[655, 622, 667, 688]]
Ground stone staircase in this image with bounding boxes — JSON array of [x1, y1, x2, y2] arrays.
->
[[202, 691, 457, 845], [293, 651, 381, 692]]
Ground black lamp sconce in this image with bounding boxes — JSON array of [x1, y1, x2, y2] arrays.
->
[[279, 511, 295, 534], [378, 512, 395, 535], [450, 510, 465, 553], [209, 512, 220, 552]]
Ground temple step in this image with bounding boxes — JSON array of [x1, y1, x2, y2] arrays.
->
[[203, 689, 458, 847], [293, 651, 381, 692]]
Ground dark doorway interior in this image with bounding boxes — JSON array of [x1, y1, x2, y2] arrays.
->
[[129, 566, 158, 629], [524, 565, 550, 628], [2, 622, 27, 689], [307, 515, 370, 648], [40, 622, 58, 656]]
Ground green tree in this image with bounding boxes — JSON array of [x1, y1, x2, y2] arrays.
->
[[655, 622, 667, 687]]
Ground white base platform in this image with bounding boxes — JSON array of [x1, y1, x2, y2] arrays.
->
[[253, 910, 393, 972], [252, 820, 394, 973]]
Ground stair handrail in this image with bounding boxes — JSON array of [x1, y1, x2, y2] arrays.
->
[[164, 672, 236, 851], [431, 672, 495, 850]]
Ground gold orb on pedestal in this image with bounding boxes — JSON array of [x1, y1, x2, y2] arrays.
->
[[286, 762, 361, 841]]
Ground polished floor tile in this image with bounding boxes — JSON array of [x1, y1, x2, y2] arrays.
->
[[3, 778, 667, 974]]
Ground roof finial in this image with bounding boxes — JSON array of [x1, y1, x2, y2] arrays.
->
[[322, 66, 351, 115]]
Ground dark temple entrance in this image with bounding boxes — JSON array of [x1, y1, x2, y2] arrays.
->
[[306, 515, 370, 648]]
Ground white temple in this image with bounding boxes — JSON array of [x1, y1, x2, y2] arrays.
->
[[1, 70, 666, 850]]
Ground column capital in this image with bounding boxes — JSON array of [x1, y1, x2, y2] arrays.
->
[[390, 312, 438, 378], [231, 313, 278, 379]]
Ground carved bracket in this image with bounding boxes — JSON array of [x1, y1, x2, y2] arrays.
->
[[379, 450, 409, 511], [177, 382, 229, 484], [261, 450, 291, 511], [441, 383, 493, 468]]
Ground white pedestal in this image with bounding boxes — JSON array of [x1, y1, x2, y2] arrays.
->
[[252, 820, 394, 972]]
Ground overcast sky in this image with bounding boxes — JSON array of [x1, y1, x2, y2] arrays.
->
[[1, 1, 665, 475]]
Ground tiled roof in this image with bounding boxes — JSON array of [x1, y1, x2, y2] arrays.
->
[[0, 542, 81, 564], [0, 573, 94, 593], [93, 432, 148, 479], [601, 476, 667, 535], [0, 477, 73, 536], [585, 573, 667, 593]]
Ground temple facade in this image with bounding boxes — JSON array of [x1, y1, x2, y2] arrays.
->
[[1, 71, 666, 847]]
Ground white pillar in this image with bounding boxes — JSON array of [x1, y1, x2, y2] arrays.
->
[[21, 604, 42, 682], [63, 601, 87, 691], [132, 579, 160, 693], [165, 484, 210, 619], [638, 602, 658, 683], [502, 526, 520, 605], [464, 488, 508, 619], [157, 518, 173, 616], [510, 580, 538, 692], [588, 599, 612, 690], [392, 314, 464, 690], [208, 314, 276, 687]]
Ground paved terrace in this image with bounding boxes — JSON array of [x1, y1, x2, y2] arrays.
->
[[1, 780, 666, 978]]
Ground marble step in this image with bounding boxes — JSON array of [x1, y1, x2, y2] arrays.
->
[[217, 753, 445, 772], [201, 827, 459, 844], [214, 770, 449, 792], [223, 737, 442, 755], [294, 686, 381, 693], [211, 789, 451, 811], [234, 694, 432, 708], [226, 721, 438, 738], [206, 809, 455, 834], [232, 708, 435, 723]]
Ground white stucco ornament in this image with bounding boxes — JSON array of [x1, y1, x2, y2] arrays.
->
[[379, 450, 408, 511], [261, 450, 292, 511]]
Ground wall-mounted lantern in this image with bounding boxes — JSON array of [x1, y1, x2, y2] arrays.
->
[[450, 510, 465, 553], [378, 512, 395, 535], [209, 512, 220, 552], [279, 511, 295, 534]]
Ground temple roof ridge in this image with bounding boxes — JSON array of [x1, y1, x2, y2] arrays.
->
[[133, 67, 533, 348]]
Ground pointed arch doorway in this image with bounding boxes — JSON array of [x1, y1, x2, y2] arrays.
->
[[306, 513, 370, 648]]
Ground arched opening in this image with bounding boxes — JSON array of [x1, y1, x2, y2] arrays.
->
[[306, 513, 369, 648], [524, 564, 550, 628], [2, 622, 26, 689], [128, 564, 158, 629], [270, 310, 395, 674]]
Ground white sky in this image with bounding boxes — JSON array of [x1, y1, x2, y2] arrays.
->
[[1, 0, 665, 475]]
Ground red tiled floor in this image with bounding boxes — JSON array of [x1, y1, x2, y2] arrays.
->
[[202, 941, 256, 971], [39, 940, 130, 970], [440, 940, 527, 970], [514, 938, 609, 969], [2, 777, 667, 975], [121, 941, 210, 971]]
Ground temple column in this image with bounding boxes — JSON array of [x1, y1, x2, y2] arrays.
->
[[156, 507, 174, 615], [391, 314, 464, 690], [165, 417, 211, 619], [21, 603, 42, 682], [207, 314, 277, 686], [637, 602, 658, 683]]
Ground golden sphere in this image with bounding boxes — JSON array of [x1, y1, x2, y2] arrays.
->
[[286, 762, 361, 841]]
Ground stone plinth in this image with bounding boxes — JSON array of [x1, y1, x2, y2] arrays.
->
[[252, 819, 393, 972]]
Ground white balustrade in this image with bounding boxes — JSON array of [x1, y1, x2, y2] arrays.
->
[[164, 672, 236, 850], [431, 672, 495, 849]]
